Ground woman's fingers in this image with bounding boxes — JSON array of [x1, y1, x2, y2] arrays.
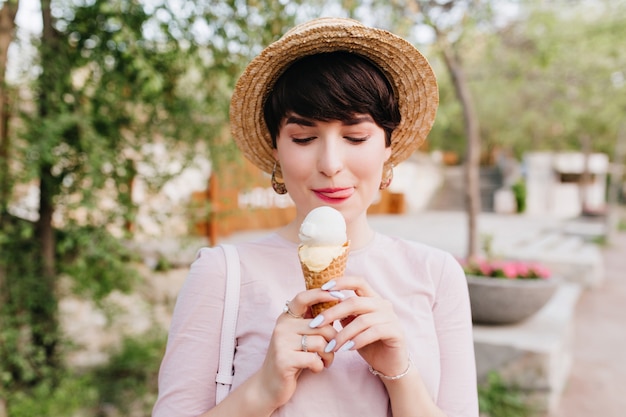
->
[[273, 305, 338, 368], [322, 307, 399, 351], [335, 308, 403, 351], [276, 276, 408, 392], [275, 278, 387, 376], [259, 289, 343, 408], [321, 275, 378, 297], [308, 289, 391, 328], [304, 277, 407, 357], [295, 334, 335, 370], [273, 331, 335, 373], [285, 287, 348, 319]]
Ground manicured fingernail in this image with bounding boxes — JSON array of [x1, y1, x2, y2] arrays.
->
[[324, 339, 337, 353], [338, 340, 355, 352], [309, 314, 324, 328], [329, 291, 345, 299], [321, 280, 336, 290]]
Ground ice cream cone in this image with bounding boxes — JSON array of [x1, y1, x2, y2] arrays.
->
[[300, 242, 350, 317]]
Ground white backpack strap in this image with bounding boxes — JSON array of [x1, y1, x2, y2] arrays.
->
[[215, 244, 241, 405]]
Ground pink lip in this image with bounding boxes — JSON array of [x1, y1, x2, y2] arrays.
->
[[313, 187, 354, 203]]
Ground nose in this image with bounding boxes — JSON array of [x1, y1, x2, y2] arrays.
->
[[316, 137, 344, 177]]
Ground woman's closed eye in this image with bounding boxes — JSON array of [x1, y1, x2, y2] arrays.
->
[[344, 135, 369, 143], [292, 135, 369, 145], [292, 137, 316, 144]]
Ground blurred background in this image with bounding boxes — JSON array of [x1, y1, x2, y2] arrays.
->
[[0, 0, 625, 416]]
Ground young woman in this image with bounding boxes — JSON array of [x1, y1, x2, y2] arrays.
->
[[153, 17, 478, 417]]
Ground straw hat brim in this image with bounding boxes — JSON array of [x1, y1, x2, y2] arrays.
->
[[230, 17, 439, 174]]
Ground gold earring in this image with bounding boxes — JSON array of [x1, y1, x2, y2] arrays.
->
[[379, 164, 394, 190], [271, 162, 288, 195]]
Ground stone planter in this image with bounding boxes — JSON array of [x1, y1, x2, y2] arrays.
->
[[467, 275, 560, 325]]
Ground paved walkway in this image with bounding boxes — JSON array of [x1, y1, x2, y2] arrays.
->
[[547, 230, 626, 417]]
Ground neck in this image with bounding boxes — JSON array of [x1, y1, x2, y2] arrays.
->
[[345, 215, 376, 249]]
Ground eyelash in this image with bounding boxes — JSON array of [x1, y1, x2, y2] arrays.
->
[[292, 137, 314, 144], [346, 136, 368, 143], [292, 136, 369, 144]]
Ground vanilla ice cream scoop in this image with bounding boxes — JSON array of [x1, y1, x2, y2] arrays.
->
[[298, 206, 350, 316], [298, 206, 347, 246]]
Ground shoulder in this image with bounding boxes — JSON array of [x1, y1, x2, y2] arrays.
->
[[188, 245, 229, 280], [227, 233, 299, 268], [192, 233, 292, 267], [364, 233, 465, 288], [367, 233, 459, 267], [174, 246, 230, 306], [188, 234, 298, 286]]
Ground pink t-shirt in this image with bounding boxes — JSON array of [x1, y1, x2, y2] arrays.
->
[[153, 232, 478, 417]]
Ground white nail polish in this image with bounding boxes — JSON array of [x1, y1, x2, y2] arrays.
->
[[309, 314, 324, 328], [325, 339, 337, 353], [338, 340, 355, 352], [321, 280, 336, 290], [329, 291, 345, 299]]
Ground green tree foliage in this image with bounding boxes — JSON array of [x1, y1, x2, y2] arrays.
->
[[1, 0, 302, 412], [29, 0, 216, 232], [464, 0, 626, 159], [359, 0, 626, 161]]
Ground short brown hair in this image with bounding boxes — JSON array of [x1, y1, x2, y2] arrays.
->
[[263, 52, 400, 148]]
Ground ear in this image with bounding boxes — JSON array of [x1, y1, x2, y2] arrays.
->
[[272, 148, 278, 160]]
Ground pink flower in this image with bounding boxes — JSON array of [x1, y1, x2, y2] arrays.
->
[[515, 262, 529, 278], [501, 262, 518, 278], [532, 264, 551, 279], [478, 259, 493, 276], [461, 257, 550, 280]]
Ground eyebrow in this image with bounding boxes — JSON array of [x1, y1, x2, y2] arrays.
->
[[284, 115, 316, 127], [343, 115, 375, 126], [284, 114, 375, 127]]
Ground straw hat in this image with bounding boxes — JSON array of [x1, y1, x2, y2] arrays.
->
[[230, 17, 439, 174]]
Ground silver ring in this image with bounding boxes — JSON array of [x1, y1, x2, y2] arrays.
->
[[283, 300, 303, 319], [301, 335, 308, 352]]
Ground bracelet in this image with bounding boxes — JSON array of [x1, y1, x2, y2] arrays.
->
[[368, 357, 413, 381]]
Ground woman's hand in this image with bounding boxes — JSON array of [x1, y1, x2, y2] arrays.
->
[[311, 276, 410, 378], [254, 289, 339, 410]]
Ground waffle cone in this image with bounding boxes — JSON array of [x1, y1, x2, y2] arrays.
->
[[300, 242, 350, 317]]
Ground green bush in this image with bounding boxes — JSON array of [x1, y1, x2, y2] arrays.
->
[[56, 225, 141, 300], [6, 373, 98, 417], [478, 372, 536, 417], [511, 180, 527, 213], [91, 330, 166, 415], [3, 330, 165, 416]]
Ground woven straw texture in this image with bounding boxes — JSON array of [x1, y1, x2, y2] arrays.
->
[[230, 17, 439, 175]]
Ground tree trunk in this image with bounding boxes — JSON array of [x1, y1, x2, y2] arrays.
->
[[32, 0, 60, 369], [0, 0, 19, 330], [37, 0, 57, 279], [439, 43, 482, 260], [36, 165, 56, 278], [606, 126, 626, 243], [580, 133, 592, 214], [0, 0, 19, 218]]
